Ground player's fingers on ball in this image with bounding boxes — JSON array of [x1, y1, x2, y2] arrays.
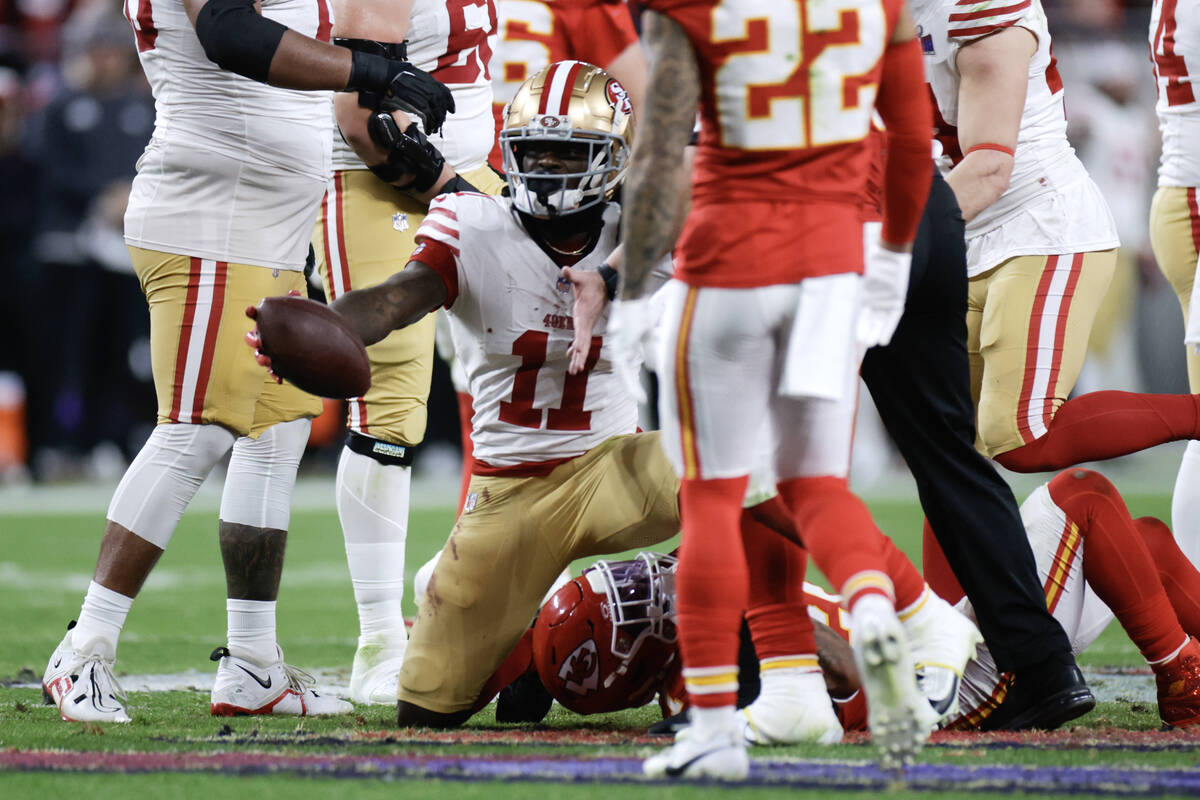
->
[[287, 289, 302, 297], [245, 305, 258, 319], [244, 330, 261, 348]]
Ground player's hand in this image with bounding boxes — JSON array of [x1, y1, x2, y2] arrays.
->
[[244, 306, 282, 384], [607, 296, 656, 403], [377, 62, 455, 135], [561, 266, 608, 375], [242, 289, 302, 384], [858, 242, 911, 348]]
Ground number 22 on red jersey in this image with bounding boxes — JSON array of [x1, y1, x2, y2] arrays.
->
[[706, 0, 888, 151]]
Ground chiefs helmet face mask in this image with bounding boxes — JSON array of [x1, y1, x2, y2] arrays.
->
[[532, 552, 678, 715], [500, 60, 634, 219]]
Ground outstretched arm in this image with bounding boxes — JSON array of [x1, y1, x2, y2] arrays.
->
[[945, 26, 1037, 222], [330, 262, 448, 346], [619, 9, 699, 300]]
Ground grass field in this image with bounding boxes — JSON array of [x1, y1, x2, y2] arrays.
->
[[2, 481, 1199, 798]]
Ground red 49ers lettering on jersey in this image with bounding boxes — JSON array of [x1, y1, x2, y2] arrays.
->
[[642, 0, 903, 288], [413, 193, 638, 472]]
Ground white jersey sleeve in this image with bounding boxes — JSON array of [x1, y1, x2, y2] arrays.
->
[[914, 0, 1118, 275], [1151, 0, 1200, 187], [331, 0, 497, 174], [122, 0, 333, 270], [415, 193, 637, 469]]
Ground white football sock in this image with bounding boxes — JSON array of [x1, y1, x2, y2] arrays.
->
[[226, 598, 277, 666], [72, 581, 133, 659], [689, 704, 738, 735], [1172, 440, 1200, 569], [337, 446, 410, 644]]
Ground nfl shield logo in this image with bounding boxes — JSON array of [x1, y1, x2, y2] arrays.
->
[[392, 212, 410, 232], [556, 275, 570, 293], [463, 493, 478, 513]]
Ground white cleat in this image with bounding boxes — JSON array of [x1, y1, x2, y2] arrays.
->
[[349, 635, 406, 706], [738, 671, 843, 745], [42, 624, 130, 723], [850, 595, 937, 771], [210, 646, 353, 717], [643, 718, 749, 780], [901, 589, 983, 724]]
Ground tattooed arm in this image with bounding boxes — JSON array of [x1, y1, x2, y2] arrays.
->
[[330, 262, 447, 346], [619, 10, 700, 300]]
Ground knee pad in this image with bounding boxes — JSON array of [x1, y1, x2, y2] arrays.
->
[[219, 418, 310, 530], [108, 423, 236, 548]]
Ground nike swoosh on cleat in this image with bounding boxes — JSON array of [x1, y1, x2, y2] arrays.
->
[[236, 665, 273, 689], [664, 747, 724, 778]]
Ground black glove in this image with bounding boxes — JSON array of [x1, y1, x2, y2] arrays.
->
[[366, 113, 447, 193], [346, 50, 455, 135]]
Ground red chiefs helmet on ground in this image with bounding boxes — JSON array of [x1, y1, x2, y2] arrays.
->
[[533, 552, 679, 715]]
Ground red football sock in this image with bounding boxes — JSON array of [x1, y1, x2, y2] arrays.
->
[[880, 534, 926, 611], [922, 519, 966, 604], [678, 476, 750, 708], [469, 628, 533, 715], [777, 476, 891, 608], [456, 392, 474, 514], [1049, 470, 1187, 663], [746, 493, 803, 547], [741, 507, 815, 660], [996, 392, 1200, 473], [1135, 516, 1200, 638]]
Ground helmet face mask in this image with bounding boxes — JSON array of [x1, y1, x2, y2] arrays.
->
[[500, 61, 634, 219], [532, 552, 677, 715]]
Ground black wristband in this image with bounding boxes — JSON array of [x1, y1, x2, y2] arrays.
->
[[434, 174, 480, 196], [346, 49, 395, 104], [598, 264, 619, 302]]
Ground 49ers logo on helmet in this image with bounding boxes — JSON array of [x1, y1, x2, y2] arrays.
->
[[557, 638, 599, 695], [605, 79, 632, 115]]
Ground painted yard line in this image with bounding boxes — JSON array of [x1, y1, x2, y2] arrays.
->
[[2, 667, 1158, 704], [4, 750, 1200, 794]]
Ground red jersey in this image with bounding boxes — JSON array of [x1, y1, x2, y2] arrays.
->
[[643, 0, 903, 287], [488, 0, 639, 170]]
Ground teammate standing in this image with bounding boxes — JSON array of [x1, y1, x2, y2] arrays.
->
[[1149, 0, 1200, 568], [623, 0, 936, 777], [41, 0, 451, 722], [914, 0, 1200, 475], [312, 0, 507, 707]]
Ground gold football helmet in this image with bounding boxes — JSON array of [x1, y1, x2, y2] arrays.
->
[[500, 60, 634, 218]]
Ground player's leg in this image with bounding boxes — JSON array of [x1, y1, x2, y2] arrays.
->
[[44, 248, 250, 722], [315, 170, 436, 703], [737, 506, 841, 745], [396, 472, 573, 727], [1150, 185, 1200, 566], [860, 184, 1073, 712], [1133, 515, 1200, 726], [644, 282, 778, 780], [770, 274, 933, 767], [973, 248, 1200, 471]]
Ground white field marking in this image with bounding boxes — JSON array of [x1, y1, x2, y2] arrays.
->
[[0, 474, 460, 515], [0, 562, 352, 593], [11, 667, 353, 699], [9, 666, 1153, 704]]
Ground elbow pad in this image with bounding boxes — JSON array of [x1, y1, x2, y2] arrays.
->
[[194, 0, 288, 84]]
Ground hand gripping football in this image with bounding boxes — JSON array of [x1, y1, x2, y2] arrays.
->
[[252, 296, 371, 399]]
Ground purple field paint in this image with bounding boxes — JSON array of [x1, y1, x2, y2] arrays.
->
[[5, 749, 1200, 794]]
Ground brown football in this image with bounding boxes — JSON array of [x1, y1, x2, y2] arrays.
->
[[253, 296, 370, 398]]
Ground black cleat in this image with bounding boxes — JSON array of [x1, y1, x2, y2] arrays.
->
[[982, 659, 1095, 731]]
